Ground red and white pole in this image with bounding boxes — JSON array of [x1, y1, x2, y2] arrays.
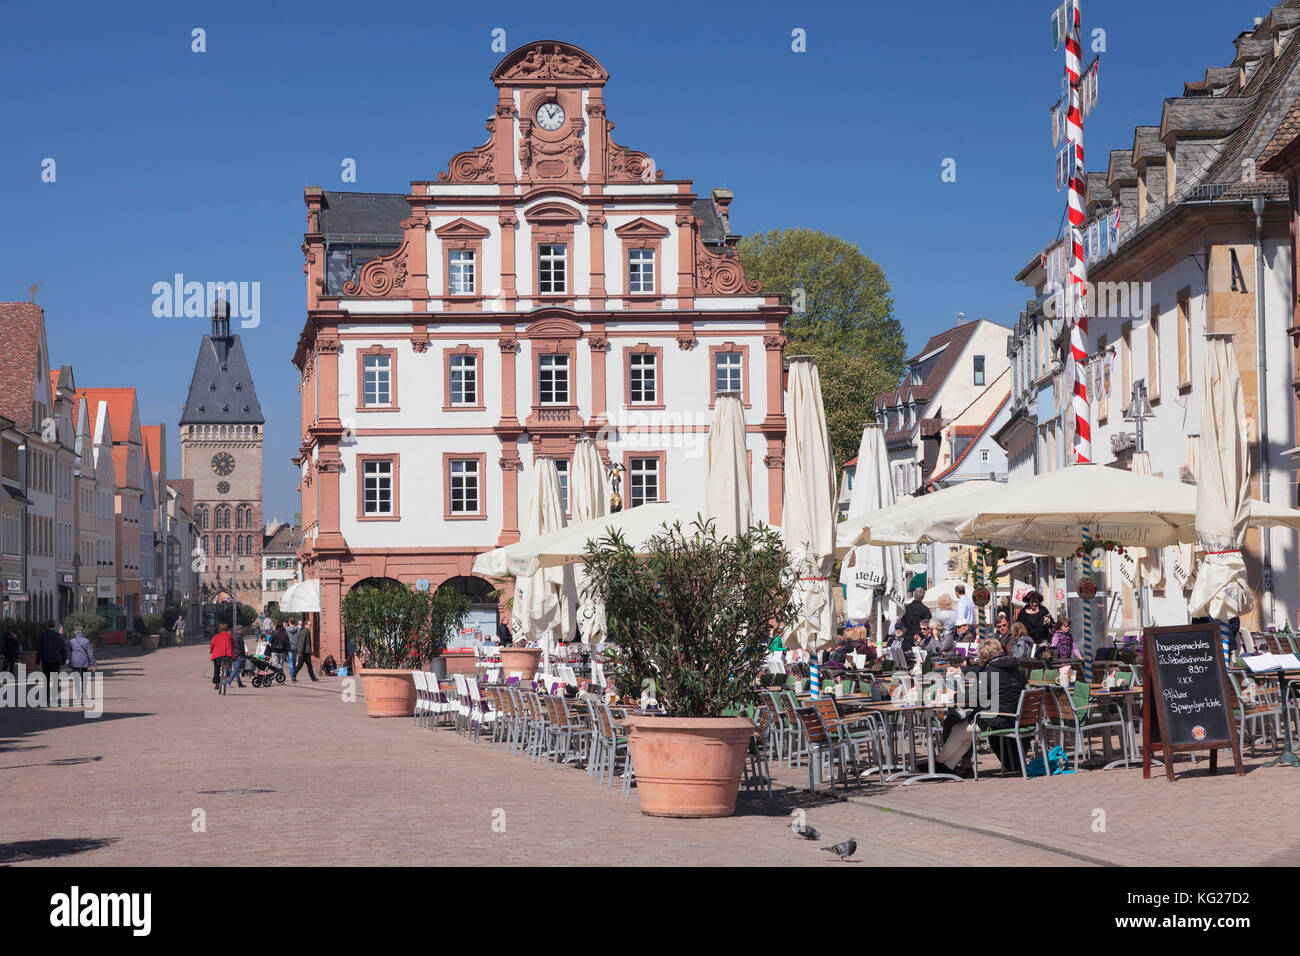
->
[[1065, 0, 1092, 465]]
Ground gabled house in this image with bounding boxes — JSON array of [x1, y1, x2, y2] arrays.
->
[[874, 317, 1010, 498], [80, 388, 145, 622]]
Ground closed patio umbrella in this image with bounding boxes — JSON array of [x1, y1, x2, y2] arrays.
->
[[512, 458, 575, 660], [837, 423, 907, 637], [569, 438, 609, 646], [706, 393, 752, 539], [1189, 336, 1253, 662], [1130, 451, 1164, 589], [782, 357, 838, 656], [1165, 436, 1200, 591]]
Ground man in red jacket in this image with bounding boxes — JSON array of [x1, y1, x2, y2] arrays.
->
[[209, 627, 238, 689]]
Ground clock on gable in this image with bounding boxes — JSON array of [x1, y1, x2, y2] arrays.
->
[[211, 452, 235, 476]]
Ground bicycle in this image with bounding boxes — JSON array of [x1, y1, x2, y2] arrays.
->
[[216, 656, 233, 695]]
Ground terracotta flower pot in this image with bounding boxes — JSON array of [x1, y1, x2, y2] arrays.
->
[[357, 667, 417, 717], [500, 646, 543, 680], [624, 715, 754, 818], [141, 634, 159, 651]]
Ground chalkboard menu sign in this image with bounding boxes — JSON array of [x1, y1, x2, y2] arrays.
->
[[1142, 624, 1243, 781]]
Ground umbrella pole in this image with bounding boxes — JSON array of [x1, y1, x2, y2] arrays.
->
[[1219, 620, 1231, 668], [976, 548, 986, 639], [1080, 525, 1093, 683]]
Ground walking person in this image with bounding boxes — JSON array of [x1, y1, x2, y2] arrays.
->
[[292, 620, 319, 682], [225, 626, 246, 688], [36, 621, 66, 697], [285, 618, 301, 676], [269, 624, 290, 674], [68, 627, 96, 678], [1, 630, 19, 675]]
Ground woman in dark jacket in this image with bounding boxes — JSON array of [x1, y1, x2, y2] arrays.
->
[[269, 625, 290, 671], [936, 639, 1029, 774], [1015, 591, 1053, 647]]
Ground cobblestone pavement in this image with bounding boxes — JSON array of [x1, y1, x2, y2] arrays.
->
[[0, 646, 1285, 866]]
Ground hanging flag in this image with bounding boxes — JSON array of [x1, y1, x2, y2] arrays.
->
[[1056, 148, 1065, 191], [1089, 221, 1100, 264], [1099, 215, 1110, 258], [1082, 226, 1091, 264], [1051, 7, 1061, 50], [1051, 105, 1059, 148], [1093, 59, 1100, 109]]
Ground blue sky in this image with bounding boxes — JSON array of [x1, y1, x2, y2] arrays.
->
[[0, 0, 1267, 517]]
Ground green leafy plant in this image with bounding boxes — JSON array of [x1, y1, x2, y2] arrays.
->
[[140, 613, 164, 634], [343, 582, 471, 670], [63, 612, 105, 641], [237, 603, 258, 627], [581, 519, 796, 719]]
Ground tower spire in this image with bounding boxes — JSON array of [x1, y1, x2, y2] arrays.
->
[[211, 295, 231, 338]]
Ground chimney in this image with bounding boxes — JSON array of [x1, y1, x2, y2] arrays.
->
[[711, 188, 734, 234]]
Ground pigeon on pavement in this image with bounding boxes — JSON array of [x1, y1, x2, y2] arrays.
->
[[790, 819, 820, 840], [821, 838, 858, 861]]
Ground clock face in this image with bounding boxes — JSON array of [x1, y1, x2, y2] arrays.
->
[[535, 102, 565, 131], [210, 452, 235, 476], [216, 481, 230, 495]]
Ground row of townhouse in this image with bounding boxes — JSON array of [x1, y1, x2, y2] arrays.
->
[[0, 301, 200, 633], [998, 1, 1300, 635]]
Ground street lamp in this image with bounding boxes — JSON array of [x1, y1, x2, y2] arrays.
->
[[1123, 378, 1155, 454]]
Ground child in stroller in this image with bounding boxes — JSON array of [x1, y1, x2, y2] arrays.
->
[[248, 635, 286, 687]]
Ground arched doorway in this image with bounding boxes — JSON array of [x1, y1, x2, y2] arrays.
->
[[439, 575, 501, 646]]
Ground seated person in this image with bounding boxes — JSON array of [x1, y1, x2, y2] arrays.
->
[[1009, 621, 1036, 659], [936, 637, 1029, 775]]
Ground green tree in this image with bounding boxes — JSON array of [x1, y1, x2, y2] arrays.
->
[[737, 228, 906, 463], [343, 582, 471, 670]]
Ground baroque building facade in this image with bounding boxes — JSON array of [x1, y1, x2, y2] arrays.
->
[[295, 41, 789, 661]]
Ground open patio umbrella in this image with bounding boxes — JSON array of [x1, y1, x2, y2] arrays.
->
[[1189, 336, 1253, 663], [951, 464, 1300, 550], [511, 458, 575, 661], [569, 438, 609, 646], [706, 393, 752, 539], [837, 424, 907, 637], [782, 357, 838, 657]]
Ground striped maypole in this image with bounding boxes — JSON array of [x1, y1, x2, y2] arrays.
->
[[1065, 0, 1092, 465], [1080, 527, 1094, 682]]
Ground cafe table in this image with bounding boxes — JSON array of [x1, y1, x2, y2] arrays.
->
[[1263, 669, 1300, 768], [856, 700, 962, 785]]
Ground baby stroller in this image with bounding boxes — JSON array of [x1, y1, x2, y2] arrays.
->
[[248, 637, 286, 687]]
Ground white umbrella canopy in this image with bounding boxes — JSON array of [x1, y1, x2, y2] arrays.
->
[[511, 458, 575, 653], [1189, 337, 1254, 621], [837, 480, 990, 553], [782, 358, 838, 654], [569, 438, 609, 645], [837, 424, 907, 624], [1166, 436, 1200, 591], [706, 394, 752, 539], [950, 464, 1289, 551]]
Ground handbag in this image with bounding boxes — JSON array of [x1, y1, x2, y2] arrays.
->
[[1025, 745, 1073, 778]]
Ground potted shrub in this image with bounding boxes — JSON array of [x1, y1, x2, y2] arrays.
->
[[343, 581, 470, 717], [583, 519, 795, 818], [139, 613, 164, 650]]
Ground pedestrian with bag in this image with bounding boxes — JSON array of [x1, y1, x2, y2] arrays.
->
[[69, 627, 96, 677], [269, 624, 290, 672]]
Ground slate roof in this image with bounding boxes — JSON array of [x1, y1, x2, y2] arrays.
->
[[0, 303, 43, 430], [319, 191, 409, 240], [691, 197, 728, 246], [179, 335, 264, 425], [262, 524, 302, 554]]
